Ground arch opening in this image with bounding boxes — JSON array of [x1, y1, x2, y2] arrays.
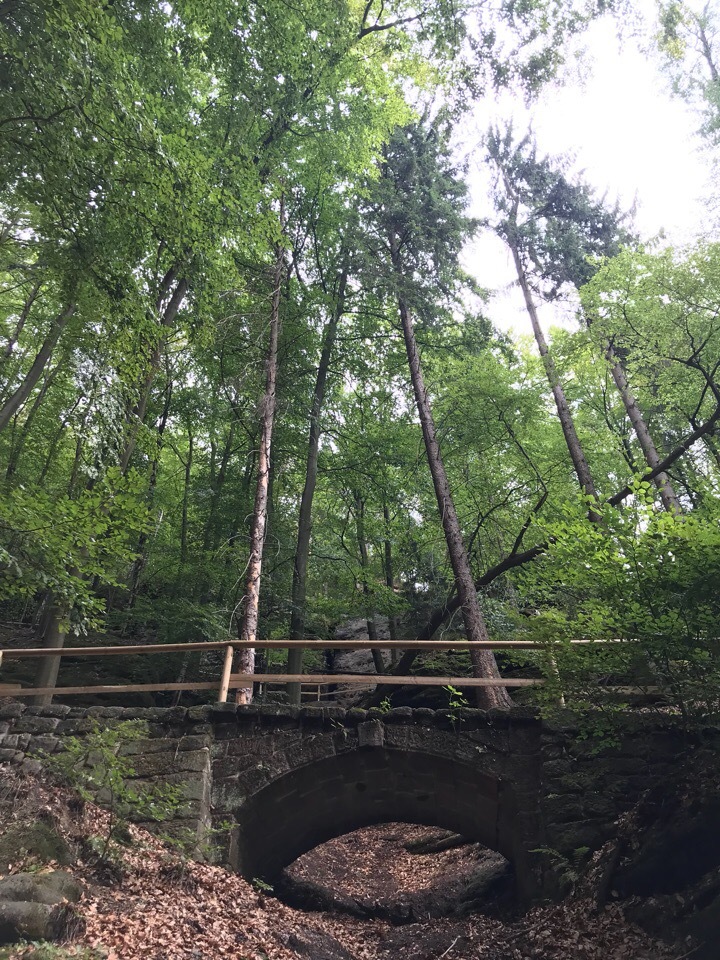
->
[[228, 748, 524, 886], [277, 822, 515, 924]]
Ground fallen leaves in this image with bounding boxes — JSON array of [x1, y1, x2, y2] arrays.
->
[[0, 767, 682, 960]]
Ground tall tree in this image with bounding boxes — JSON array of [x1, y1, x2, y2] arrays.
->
[[235, 231, 285, 703], [366, 122, 512, 709], [487, 128, 683, 514]]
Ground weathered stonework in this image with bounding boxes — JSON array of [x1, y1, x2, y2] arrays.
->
[[0, 701, 715, 903]]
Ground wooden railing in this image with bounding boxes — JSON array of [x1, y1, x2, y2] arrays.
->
[[0, 638, 607, 702]]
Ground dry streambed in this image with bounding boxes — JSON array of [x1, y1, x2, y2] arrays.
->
[[0, 766, 684, 960]]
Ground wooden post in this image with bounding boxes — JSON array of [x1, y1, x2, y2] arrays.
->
[[218, 643, 234, 703]]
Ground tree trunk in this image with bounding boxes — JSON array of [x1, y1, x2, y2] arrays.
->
[[396, 287, 511, 710], [605, 344, 682, 513], [179, 428, 194, 568], [5, 362, 62, 480], [2, 278, 41, 360], [383, 503, 399, 664], [31, 603, 67, 706], [355, 492, 385, 675], [119, 276, 187, 473], [510, 242, 598, 508], [286, 262, 348, 704], [127, 384, 173, 609], [0, 303, 75, 434], [235, 245, 284, 704], [202, 421, 237, 553]]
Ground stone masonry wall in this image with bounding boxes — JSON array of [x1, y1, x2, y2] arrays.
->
[[1, 699, 717, 901]]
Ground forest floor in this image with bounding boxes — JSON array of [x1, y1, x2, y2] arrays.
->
[[0, 765, 684, 960]]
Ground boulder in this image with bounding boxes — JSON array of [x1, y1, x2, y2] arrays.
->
[[0, 870, 82, 906], [0, 900, 74, 945], [0, 821, 72, 873]]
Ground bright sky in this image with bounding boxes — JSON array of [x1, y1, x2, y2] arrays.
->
[[461, 3, 715, 335]]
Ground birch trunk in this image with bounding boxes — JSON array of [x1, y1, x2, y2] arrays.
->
[[286, 263, 348, 704], [235, 246, 284, 704]]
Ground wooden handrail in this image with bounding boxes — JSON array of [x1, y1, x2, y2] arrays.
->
[[233, 674, 542, 687], [0, 638, 613, 659], [0, 637, 618, 703], [3, 675, 543, 698]]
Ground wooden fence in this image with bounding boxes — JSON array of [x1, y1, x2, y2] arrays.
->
[[0, 638, 608, 702]]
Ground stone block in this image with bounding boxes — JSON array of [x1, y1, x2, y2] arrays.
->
[[20, 757, 43, 775], [0, 748, 18, 762], [237, 704, 264, 720], [222, 737, 277, 756], [25, 705, 71, 718], [159, 706, 189, 724], [119, 737, 179, 757], [412, 708, 435, 724], [357, 720, 384, 749], [85, 706, 126, 719], [0, 734, 29, 751], [0, 702, 26, 719], [365, 707, 386, 723], [208, 702, 239, 722], [119, 706, 175, 723], [127, 748, 210, 778], [255, 704, 299, 722], [0, 870, 82, 905], [485, 708, 512, 726], [56, 718, 96, 735], [187, 705, 213, 723], [345, 708, 368, 725], [26, 736, 61, 756], [133, 772, 209, 805], [213, 757, 255, 781], [385, 706, 413, 723], [544, 819, 606, 854], [453, 707, 487, 728], [14, 716, 60, 734]]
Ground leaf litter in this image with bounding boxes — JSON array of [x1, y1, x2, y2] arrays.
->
[[0, 766, 684, 960]]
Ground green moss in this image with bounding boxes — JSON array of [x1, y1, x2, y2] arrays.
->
[[0, 822, 72, 873], [0, 946, 107, 959]]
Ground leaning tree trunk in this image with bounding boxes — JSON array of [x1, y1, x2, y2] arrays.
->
[[394, 274, 511, 709], [510, 241, 598, 511], [604, 343, 682, 513], [286, 262, 348, 704], [0, 303, 76, 434], [235, 245, 284, 704]]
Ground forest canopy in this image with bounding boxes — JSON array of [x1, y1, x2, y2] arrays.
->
[[1, 0, 719, 718]]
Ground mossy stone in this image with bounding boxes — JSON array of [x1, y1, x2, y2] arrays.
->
[[0, 822, 72, 873]]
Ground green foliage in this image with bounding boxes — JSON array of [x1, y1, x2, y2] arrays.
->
[[44, 720, 183, 860], [158, 819, 234, 882], [520, 497, 720, 723], [0, 470, 149, 631], [0, 946, 107, 960], [487, 125, 634, 297], [3, 0, 717, 727], [443, 684, 470, 724]]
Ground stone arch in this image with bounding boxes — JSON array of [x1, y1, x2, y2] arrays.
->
[[228, 746, 527, 889]]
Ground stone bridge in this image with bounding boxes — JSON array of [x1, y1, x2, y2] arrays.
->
[[0, 700, 704, 902]]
